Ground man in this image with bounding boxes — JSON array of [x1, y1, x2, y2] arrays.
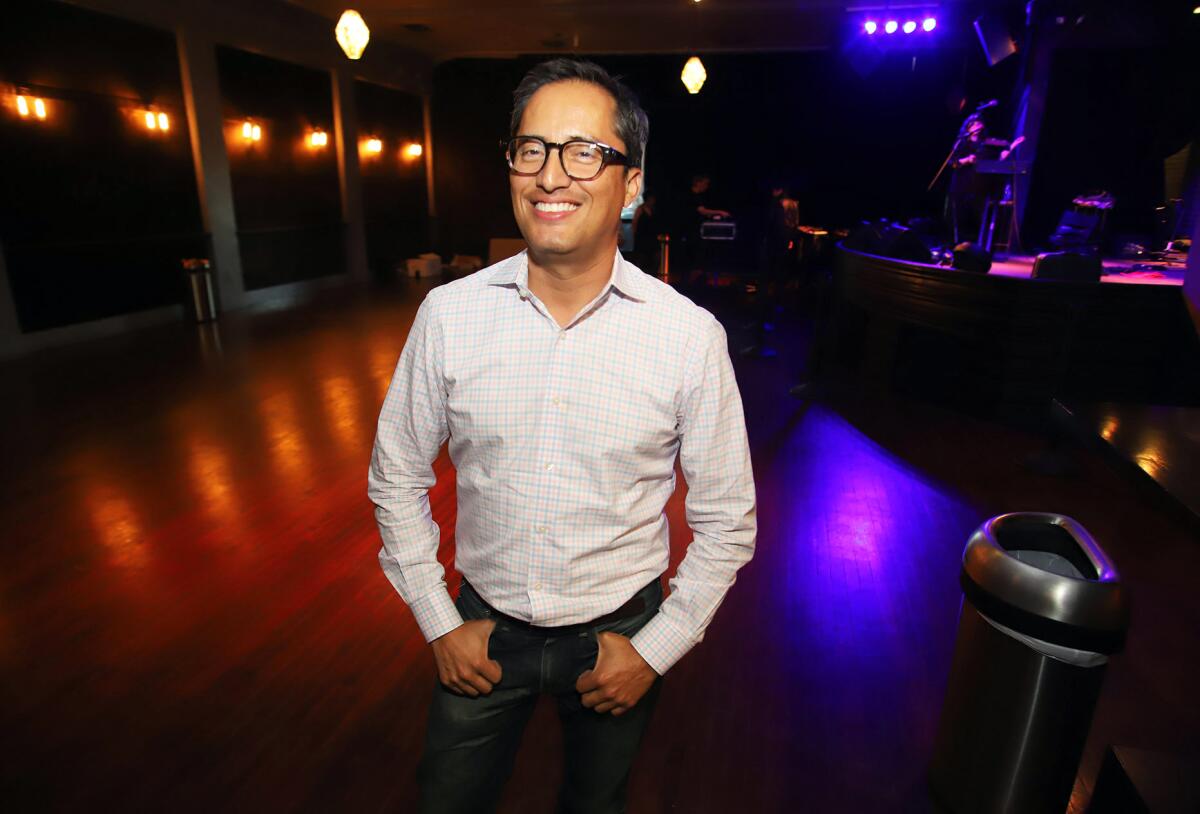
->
[[682, 174, 731, 275], [369, 59, 756, 814]]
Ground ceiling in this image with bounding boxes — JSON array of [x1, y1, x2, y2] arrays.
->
[[288, 0, 971, 63]]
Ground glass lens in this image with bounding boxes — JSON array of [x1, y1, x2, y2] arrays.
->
[[509, 137, 546, 173], [563, 142, 604, 179]]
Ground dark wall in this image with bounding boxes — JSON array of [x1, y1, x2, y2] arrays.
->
[[432, 48, 1018, 259], [1027, 44, 1194, 246], [355, 81, 428, 278], [215, 46, 342, 291], [0, 1, 203, 332]]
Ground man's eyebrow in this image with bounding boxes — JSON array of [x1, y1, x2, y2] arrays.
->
[[515, 133, 601, 143]]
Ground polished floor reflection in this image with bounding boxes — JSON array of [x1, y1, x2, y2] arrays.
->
[[0, 279, 1196, 812]]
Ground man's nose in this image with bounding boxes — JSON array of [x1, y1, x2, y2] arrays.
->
[[537, 148, 570, 192]]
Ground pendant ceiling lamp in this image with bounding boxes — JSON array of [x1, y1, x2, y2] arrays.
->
[[681, 56, 707, 94], [335, 10, 370, 60]]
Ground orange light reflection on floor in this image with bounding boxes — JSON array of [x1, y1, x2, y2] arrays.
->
[[257, 388, 312, 489], [320, 374, 363, 452], [368, 341, 398, 407], [86, 487, 148, 570], [185, 435, 241, 526]]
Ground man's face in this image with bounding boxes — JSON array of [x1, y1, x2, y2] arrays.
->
[[510, 81, 641, 262]]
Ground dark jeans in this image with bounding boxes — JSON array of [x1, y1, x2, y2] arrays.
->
[[418, 580, 664, 814]]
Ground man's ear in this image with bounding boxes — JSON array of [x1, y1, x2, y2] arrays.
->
[[623, 168, 643, 209]]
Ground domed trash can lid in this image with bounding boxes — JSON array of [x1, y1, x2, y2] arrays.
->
[[961, 513, 1130, 655]]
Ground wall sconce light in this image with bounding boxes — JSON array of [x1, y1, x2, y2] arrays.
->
[[403, 141, 423, 160], [309, 129, 329, 148], [335, 10, 370, 60], [242, 120, 262, 142], [17, 94, 48, 120], [365, 137, 383, 154], [142, 110, 169, 131]]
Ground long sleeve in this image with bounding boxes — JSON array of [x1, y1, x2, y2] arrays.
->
[[368, 293, 463, 643], [630, 317, 757, 674]]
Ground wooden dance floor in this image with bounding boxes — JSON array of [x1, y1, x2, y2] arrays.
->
[[1, 278, 1197, 812]]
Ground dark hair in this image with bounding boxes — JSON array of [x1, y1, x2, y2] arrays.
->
[[511, 58, 649, 170]]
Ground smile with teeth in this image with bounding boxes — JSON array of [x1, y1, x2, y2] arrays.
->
[[534, 201, 580, 212]]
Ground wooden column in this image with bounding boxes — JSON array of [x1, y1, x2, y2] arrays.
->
[[176, 25, 246, 310], [332, 67, 369, 283]]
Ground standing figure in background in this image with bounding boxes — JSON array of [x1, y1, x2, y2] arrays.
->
[[744, 182, 798, 357], [947, 114, 990, 245], [684, 174, 731, 277], [631, 191, 660, 272]]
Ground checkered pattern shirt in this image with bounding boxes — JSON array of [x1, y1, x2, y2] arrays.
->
[[368, 250, 756, 675]]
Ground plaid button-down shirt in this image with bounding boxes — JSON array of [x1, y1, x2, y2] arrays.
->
[[369, 250, 756, 674]]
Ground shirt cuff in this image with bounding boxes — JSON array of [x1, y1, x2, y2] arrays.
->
[[409, 587, 464, 643], [630, 612, 695, 676]]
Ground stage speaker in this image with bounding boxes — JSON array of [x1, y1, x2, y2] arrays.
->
[[1049, 209, 1102, 250], [883, 230, 933, 264], [844, 221, 887, 253], [952, 242, 993, 273], [1032, 251, 1102, 282], [845, 221, 933, 264], [974, 14, 1017, 66]]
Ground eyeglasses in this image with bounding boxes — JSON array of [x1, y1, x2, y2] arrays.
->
[[503, 136, 629, 181]]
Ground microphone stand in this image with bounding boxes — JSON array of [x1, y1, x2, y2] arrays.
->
[[928, 134, 964, 192]]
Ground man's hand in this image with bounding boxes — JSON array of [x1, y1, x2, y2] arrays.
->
[[431, 619, 502, 697], [575, 631, 658, 716]]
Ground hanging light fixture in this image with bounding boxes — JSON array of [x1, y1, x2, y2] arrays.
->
[[335, 10, 370, 60], [309, 129, 329, 148], [681, 57, 707, 94], [365, 137, 383, 154], [242, 120, 262, 142], [402, 141, 424, 160]]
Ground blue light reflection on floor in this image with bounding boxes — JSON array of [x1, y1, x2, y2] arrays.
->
[[750, 404, 979, 791]]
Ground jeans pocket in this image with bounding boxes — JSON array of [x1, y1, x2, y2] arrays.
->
[[454, 582, 493, 623]]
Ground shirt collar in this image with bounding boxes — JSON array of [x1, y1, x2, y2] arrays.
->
[[488, 250, 652, 304]]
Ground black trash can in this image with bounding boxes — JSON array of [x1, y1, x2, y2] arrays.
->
[[930, 512, 1130, 814], [183, 258, 217, 323]]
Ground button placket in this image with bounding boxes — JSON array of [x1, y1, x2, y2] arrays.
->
[[530, 322, 567, 604]]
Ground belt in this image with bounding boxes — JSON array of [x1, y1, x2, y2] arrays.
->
[[461, 579, 655, 636]]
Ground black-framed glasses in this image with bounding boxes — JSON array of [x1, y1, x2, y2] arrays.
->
[[502, 136, 629, 181]]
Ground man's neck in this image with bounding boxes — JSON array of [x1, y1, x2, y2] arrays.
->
[[526, 245, 616, 328]]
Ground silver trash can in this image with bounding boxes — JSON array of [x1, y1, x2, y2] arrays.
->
[[930, 513, 1130, 814], [184, 258, 217, 323]]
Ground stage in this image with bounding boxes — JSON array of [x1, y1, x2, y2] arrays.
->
[[830, 244, 1200, 414], [988, 253, 1187, 286]]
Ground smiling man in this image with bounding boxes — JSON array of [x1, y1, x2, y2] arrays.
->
[[369, 59, 756, 814]]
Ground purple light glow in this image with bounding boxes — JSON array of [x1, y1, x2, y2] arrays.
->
[[884, 20, 898, 34], [923, 17, 937, 31], [864, 20, 878, 34], [903, 20, 917, 34]]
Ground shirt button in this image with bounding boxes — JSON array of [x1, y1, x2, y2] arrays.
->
[[536, 525, 547, 534], [533, 582, 542, 591], [545, 463, 555, 472], [551, 395, 561, 406]]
